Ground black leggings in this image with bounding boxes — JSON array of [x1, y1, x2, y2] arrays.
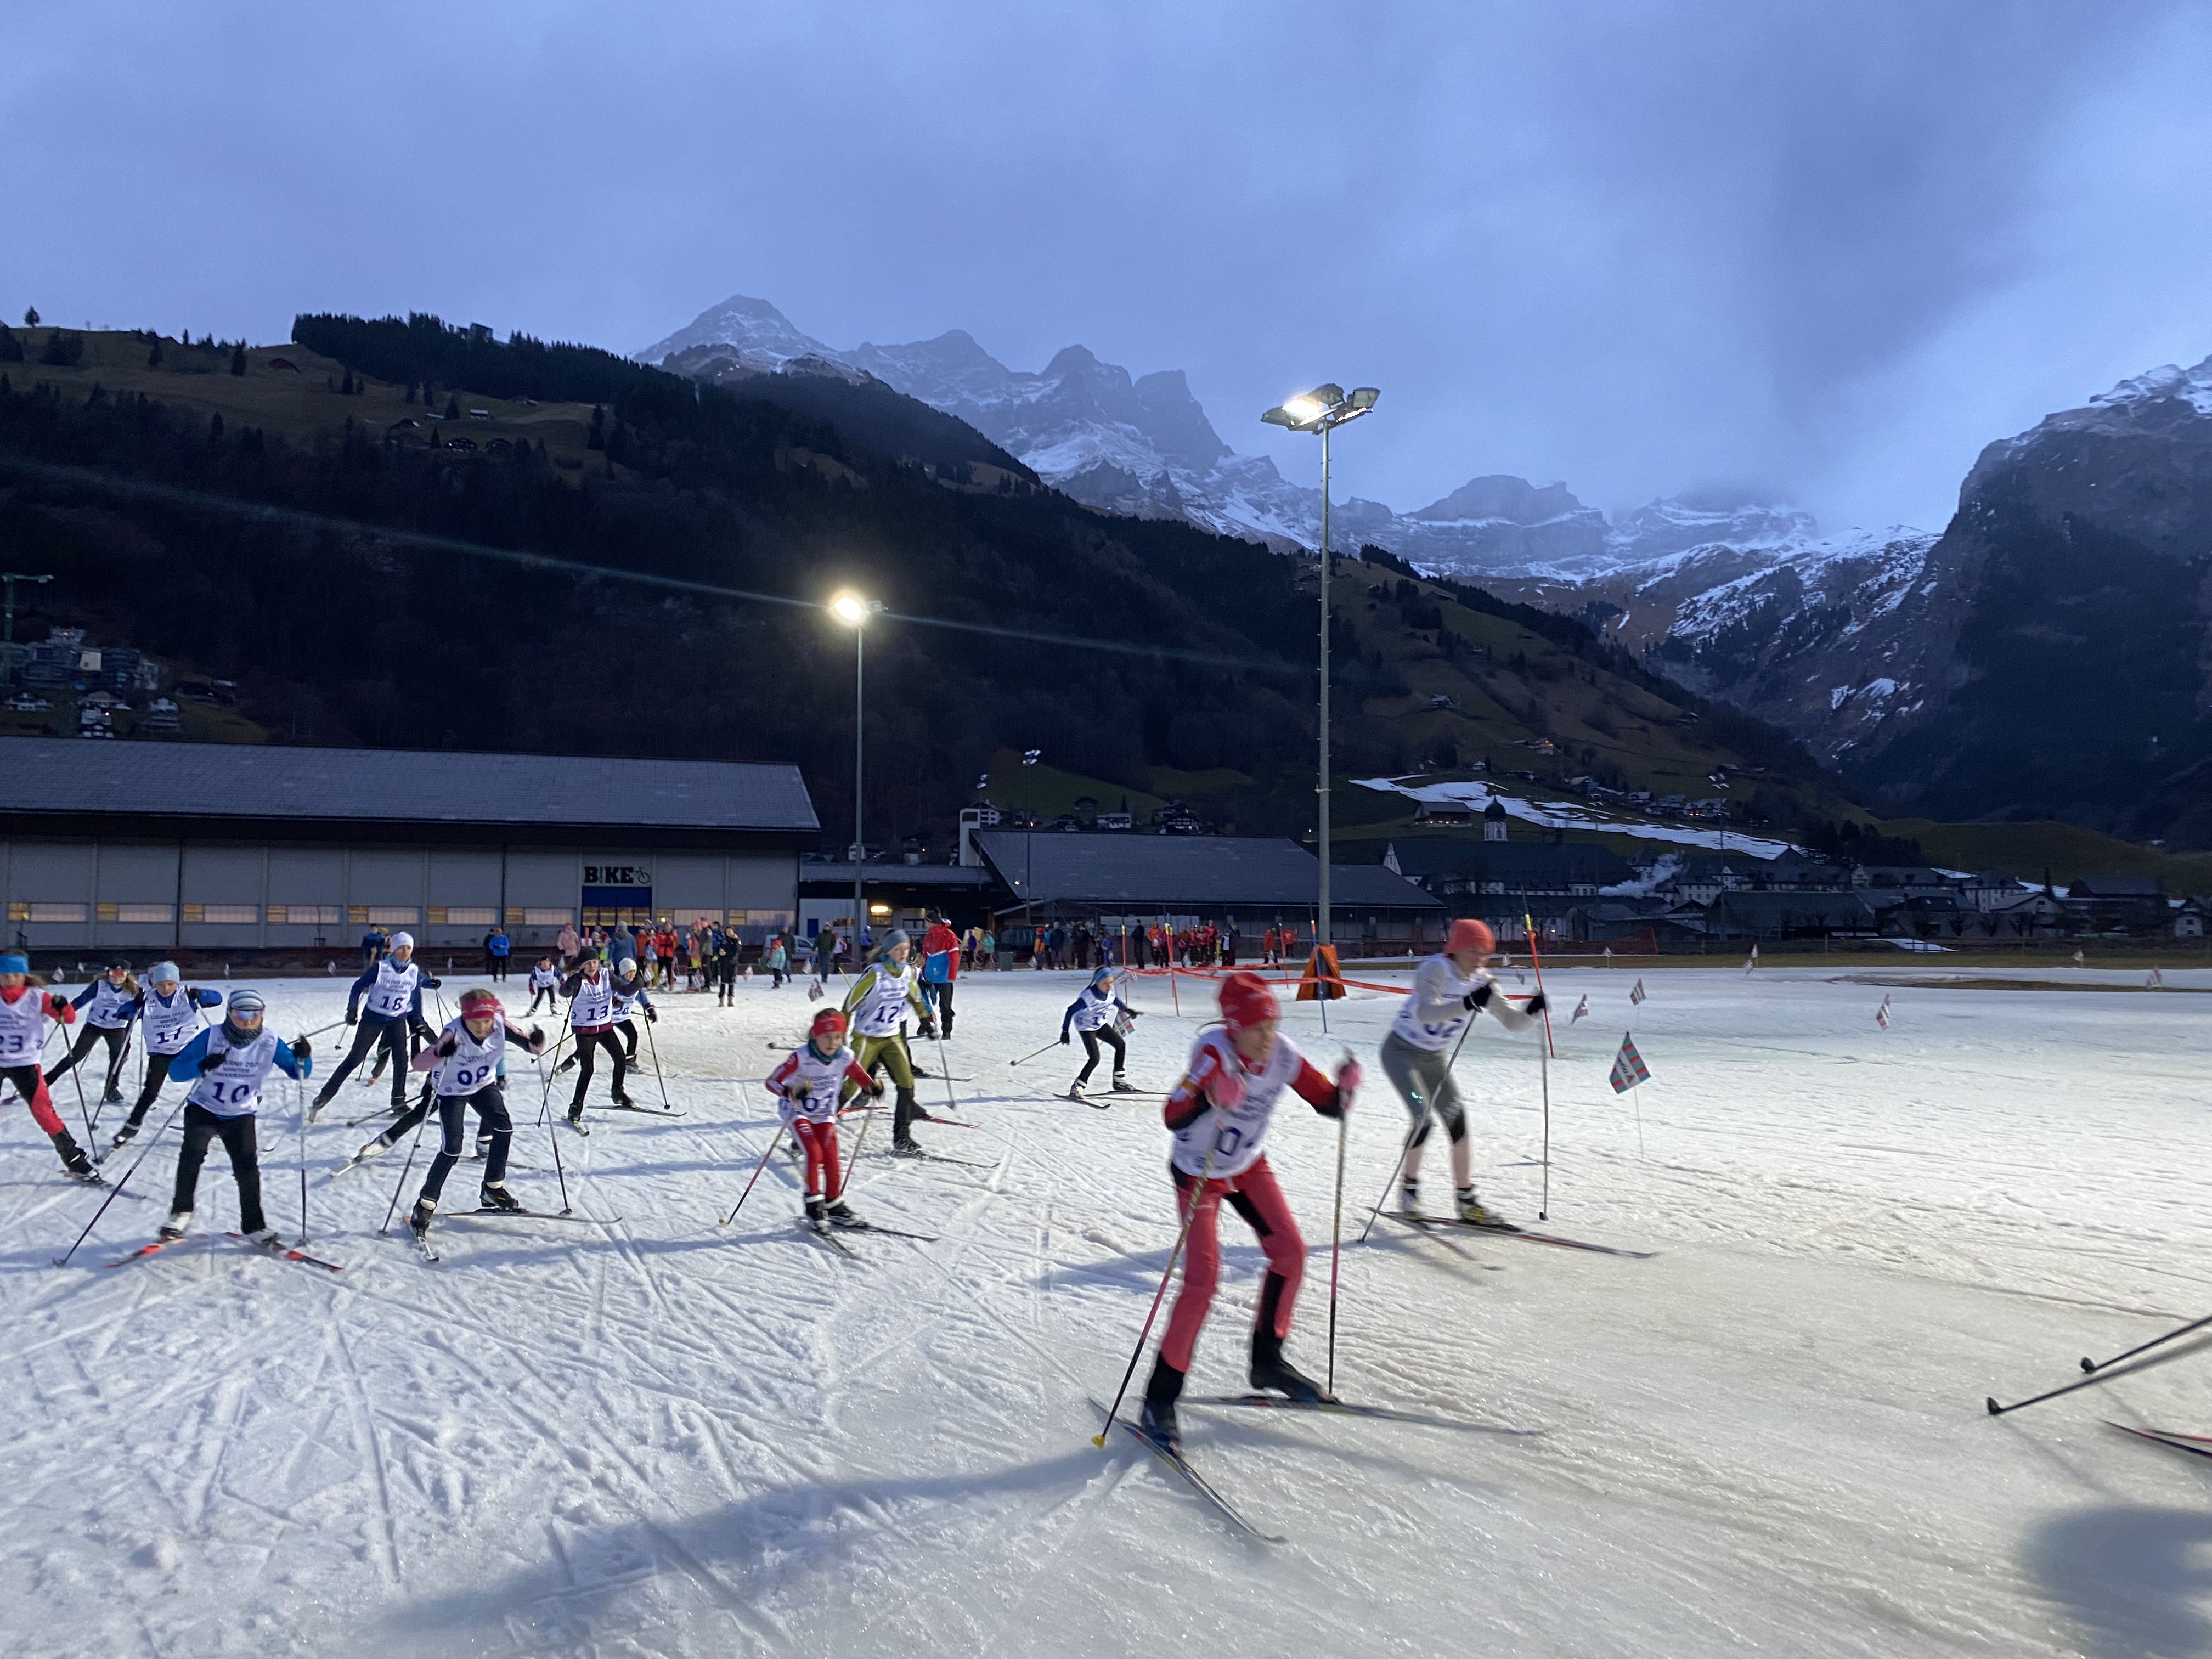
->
[[526, 985, 560, 1015], [399, 1084, 512, 1203], [568, 1028, 628, 1110], [323, 1018, 410, 1103], [48, 1022, 130, 1093], [1076, 1025, 1126, 1084], [123, 1051, 179, 1128], [615, 1017, 640, 1060], [173, 1103, 264, 1232]]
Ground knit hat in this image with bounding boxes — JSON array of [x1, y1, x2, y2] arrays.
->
[[148, 961, 181, 984], [1218, 970, 1278, 1034], [1446, 918, 1496, 958], [388, 932, 415, 951], [0, 953, 28, 975]]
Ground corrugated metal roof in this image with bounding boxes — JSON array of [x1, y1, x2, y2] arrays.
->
[[799, 861, 997, 888], [0, 737, 818, 831], [973, 830, 1442, 910]]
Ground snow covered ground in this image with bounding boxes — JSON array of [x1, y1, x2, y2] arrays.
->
[[3, 963, 2209, 1658]]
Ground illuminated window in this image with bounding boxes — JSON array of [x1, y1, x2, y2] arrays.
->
[[185, 904, 258, 924], [520, 908, 573, 926], [270, 905, 341, 924], [433, 907, 498, 926], [362, 907, 419, 925], [97, 903, 174, 923], [12, 901, 88, 923]]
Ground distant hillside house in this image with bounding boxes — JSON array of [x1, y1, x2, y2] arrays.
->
[[1414, 800, 1472, 827]]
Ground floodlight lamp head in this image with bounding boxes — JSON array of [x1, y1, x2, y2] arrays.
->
[[1310, 383, 1346, 408], [1279, 394, 1327, 425], [829, 591, 873, 626], [1348, 387, 1380, 410]]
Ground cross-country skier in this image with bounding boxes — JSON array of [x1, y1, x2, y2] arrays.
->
[[1139, 970, 1358, 1453], [1379, 917, 1544, 1225], [46, 960, 139, 1105], [610, 958, 655, 1060], [158, 990, 313, 1244], [0, 953, 95, 1178], [1059, 964, 1138, 1100], [557, 954, 632, 1125], [386, 988, 547, 1235], [523, 956, 561, 1017], [311, 931, 438, 1119], [108, 962, 222, 1151], [766, 1007, 885, 1231], [919, 914, 961, 1037], [838, 929, 934, 1153]]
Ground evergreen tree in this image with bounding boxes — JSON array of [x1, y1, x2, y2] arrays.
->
[[180, 329, 190, 346], [0, 326, 20, 365], [444, 393, 460, 420], [21, 308, 36, 327], [229, 341, 247, 376], [146, 337, 164, 368], [404, 381, 416, 404], [587, 404, 606, 451], [340, 368, 355, 395]]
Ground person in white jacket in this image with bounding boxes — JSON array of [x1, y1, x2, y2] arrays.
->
[[1379, 918, 1545, 1225]]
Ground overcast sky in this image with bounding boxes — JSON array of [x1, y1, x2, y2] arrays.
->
[[8, 2, 2210, 533]]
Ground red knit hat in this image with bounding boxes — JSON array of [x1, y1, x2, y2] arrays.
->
[[1446, 918, 1496, 957], [809, 1008, 849, 1040], [1218, 970, 1278, 1033]]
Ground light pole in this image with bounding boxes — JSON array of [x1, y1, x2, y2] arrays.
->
[[830, 590, 886, 956], [1261, 385, 1379, 952]]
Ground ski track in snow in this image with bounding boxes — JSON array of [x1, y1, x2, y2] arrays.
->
[[3, 966, 2210, 1657]]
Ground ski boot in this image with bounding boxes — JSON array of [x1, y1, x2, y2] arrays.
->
[[891, 1088, 923, 1154], [308, 1085, 337, 1120], [1141, 1357, 1186, 1454], [1456, 1187, 1509, 1227], [554, 1055, 577, 1075], [407, 1195, 437, 1236], [566, 1102, 585, 1128], [348, 1134, 393, 1168], [1110, 1072, 1133, 1092], [825, 1199, 865, 1231], [159, 1209, 191, 1242], [803, 1195, 829, 1231], [108, 1121, 139, 1154], [101, 1086, 125, 1107], [1249, 1332, 1329, 1403], [51, 1128, 94, 1179], [612, 1090, 637, 1109], [1068, 1079, 1087, 1102], [1400, 1180, 1421, 1220], [241, 1226, 283, 1249], [478, 1181, 522, 1214]]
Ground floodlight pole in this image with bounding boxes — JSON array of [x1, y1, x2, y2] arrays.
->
[[1317, 422, 1333, 949], [852, 619, 865, 950]]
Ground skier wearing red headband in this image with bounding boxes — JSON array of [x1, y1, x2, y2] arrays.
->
[[1140, 970, 1359, 1452], [765, 1007, 885, 1231]]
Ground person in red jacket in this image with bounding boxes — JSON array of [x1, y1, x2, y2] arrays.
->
[[0, 953, 94, 1177], [919, 915, 962, 1039], [1138, 970, 1359, 1453]]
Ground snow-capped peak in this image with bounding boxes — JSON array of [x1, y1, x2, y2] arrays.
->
[[640, 296, 837, 371], [2087, 354, 2212, 417]]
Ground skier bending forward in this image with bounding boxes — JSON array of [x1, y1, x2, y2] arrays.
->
[[765, 1007, 884, 1231], [1141, 970, 1358, 1453], [397, 987, 548, 1235]]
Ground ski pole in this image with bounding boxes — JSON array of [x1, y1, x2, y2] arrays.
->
[[297, 1076, 310, 1243], [51, 1097, 188, 1267], [1327, 1078, 1349, 1397], [1523, 912, 1556, 1059], [61, 1045, 96, 1147], [2080, 1310, 2212, 1377], [1008, 1040, 1060, 1069], [534, 1025, 574, 1128], [1986, 1334, 2211, 1417], [840, 1085, 878, 1189], [539, 1053, 573, 1214], [930, 1026, 961, 1121], [1092, 1132, 1221, 1447], [642, 1016, 672, 1110], [719, 1118, 788, 1225], [378, 1088, 436, 1235], [1537, 1040, 1550, 1222]]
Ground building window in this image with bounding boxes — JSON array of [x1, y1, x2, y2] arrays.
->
[[435, 907, 498, 926], [355, 906, 420, 926], [184, 904, 258, 924], [517, 907, 573, 927], [97, 902, 175, 923], [12, 901, 88, 923], [270, 905, 342, 925], [731, 910, 794, 928]]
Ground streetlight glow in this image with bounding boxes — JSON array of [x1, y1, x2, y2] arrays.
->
[[830, 590, 871, 626], [1280, 395, 1327, 424]]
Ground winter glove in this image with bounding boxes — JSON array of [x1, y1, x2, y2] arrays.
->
[[1336, 1058, 1363, 1100], [528, 1026, 545, 1052], [918, 1019, 937, 1040], [1058, 1030, 1071, 1046], [646, 1007, 658, 1023], [1525, 992, 1547, 1017], [198, 1048, 228, 1074], [1463, 982, 1494, 1011], [422, 976, 442, 990], [292, 1035, 313, 1059], [1203, 1065, 1246, 1110], [433, 1035, 458, 1059], [867, 1078, 888, 1099], [344, 1010, 357, 1025]]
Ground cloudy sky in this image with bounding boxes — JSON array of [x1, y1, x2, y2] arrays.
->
[[8, 2, 2210, 533]]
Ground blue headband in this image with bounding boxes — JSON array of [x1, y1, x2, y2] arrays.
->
[[0, 954, 27, 974]]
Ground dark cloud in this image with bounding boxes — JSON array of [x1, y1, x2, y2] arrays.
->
[[4, 2, 2205, 531]]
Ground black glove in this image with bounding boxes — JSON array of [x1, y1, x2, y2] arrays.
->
[[918, 1020, 937, 1040], [433, 1035, 458, 1059], [198, 1048, 227, 1073], [868, 1078, 887, 1099], [411, 1019, 436, 1043], [1058, 1030, 1071, 1045], [291, 1034, 313, 1058], [1525, 992, 1547, 1017], [528, 1025, 545, 1049], [422, 976, 442, 990], [789, 1079, 812, 1099], [1463, 983, 1494, 1011], [344, 1011, 357, 1025], [646, 1007, 658, 1024]]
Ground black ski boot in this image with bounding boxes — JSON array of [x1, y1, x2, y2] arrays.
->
[[479, 1181, 522, 1213], [891, 1087, 923, 1153], [101, 1086, 124, 1107], [408, 1195, 436, 1235], [804, 1195, 828, 1230], [1140, 1356, 1186, 1455], [50, 1128, 93, 1178], [612, 1090, 638, 1109], [1249, 1331, 1329, 1403], [108, 1120, 140, 1154], [825, 1199, 865, 1230], [158, 1207, 191, 1242]]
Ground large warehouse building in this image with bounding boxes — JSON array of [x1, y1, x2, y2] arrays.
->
[[0, 738, 819, 960]]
